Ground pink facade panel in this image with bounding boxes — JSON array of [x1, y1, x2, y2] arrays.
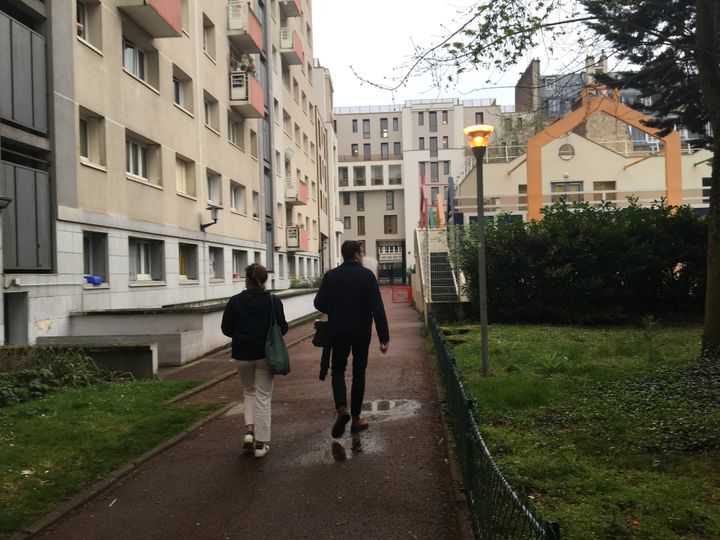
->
[[249, 76, 265, 116], [148, 0, 182, 35], [248, 9, 263, 51]]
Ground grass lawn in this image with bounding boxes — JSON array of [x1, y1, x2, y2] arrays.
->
[[0, 380, 220, 536], [441, 323, 720, 539]]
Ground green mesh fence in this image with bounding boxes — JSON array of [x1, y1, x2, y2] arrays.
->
[[428, 314, 560, 539]]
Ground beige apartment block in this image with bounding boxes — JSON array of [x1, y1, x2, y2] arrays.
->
[[0, 0, 339, 344], [335, 98, 508, 282]]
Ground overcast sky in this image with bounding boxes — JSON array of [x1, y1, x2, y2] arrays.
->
[[311, 0, 528, 108]]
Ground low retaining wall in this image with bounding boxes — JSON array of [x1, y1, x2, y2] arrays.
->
[[62, 289, 318, 367]]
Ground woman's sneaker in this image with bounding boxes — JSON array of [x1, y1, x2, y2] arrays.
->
[[254, 442, 270, 458], [243, 432, 255, 453]]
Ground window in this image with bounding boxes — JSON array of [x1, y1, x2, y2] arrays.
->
[[83, 231, 108, 282], [357, 216, 365, 236], [250, 130, 258, 159], [252, 190, 260, 218], [443, 161, 450, 175], [386, 191, 394, 210], [442, 110, 448, 124], [126, 138, 148, 179], [419, 137, 425, 150], [123, 38, 145, 80], [703, 177, 712, 203], [342, 192, 350, 205], [362, 119, 370, 139], [203, 91, 219, 131], [339, 167, 349, 187], [356, 192, 365, 212], [593, 181, 617, 202], [129, 237, 164, 282], [551, 181, 584, 203], [228, 114, 245, 148], [78, 108, 105, 165], [175, 155, 196, 196], [363, 143, 371, 160], [207, 170, 221, 204], [209, 246, 224, 280], [352, 119, 358, 133], [393, 142, 401, 155], [232, 250, 249, 279], [353, 166, 366, 186], [442, 136, 448, 149], [430, 137, 438, 157], [172, 65, 193, 112], [393, 117, 399, 131], [384, 215, 398, 234], [389, 164, 402, 185], [76, 1, 101, 48], [429, 111, 437, 132], [475, 112, 484, 124], [230, 182, 246, 213], [202, 14, 216, 59], [431, 187, 439, 205], [178, 243, 198, 281], [371, 165, 383, 186], [344, 216, 351, 229], [430, 162, 439, 182], [418, 112, 424, 126], [380, 118, 388, 138], [351, 144, 359, 157], [381, 143, 389, 160], [419, 162, 426, 178]]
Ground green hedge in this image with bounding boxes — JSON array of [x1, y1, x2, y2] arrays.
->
[[456, 200, 707, 323]]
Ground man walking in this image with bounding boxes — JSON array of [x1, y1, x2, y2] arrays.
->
[[314, 241, 390, 437]]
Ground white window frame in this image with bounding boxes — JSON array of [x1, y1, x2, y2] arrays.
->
[[230, 182, 246, 213], [126, 138, 148, 179], [123, 38, 146, 80]]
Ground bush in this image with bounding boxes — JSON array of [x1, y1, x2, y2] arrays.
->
[[289, 275, 322, 289], [456, 199, 707, 324], [0, 347, 113, 407]]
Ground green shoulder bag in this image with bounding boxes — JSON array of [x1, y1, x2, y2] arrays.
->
[[265, 294, 290, 375]]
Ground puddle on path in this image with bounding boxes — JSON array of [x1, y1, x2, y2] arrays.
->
[[295, 433, 384, 466], [361, 399, 421, 422]]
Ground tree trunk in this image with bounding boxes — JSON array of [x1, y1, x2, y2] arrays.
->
[[696, 0, 720, 354]]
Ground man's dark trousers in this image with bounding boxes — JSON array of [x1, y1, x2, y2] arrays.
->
[[331, 334, 372, 417]]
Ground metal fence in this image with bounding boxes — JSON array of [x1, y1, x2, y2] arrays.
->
[[428, 314, 560, 539]]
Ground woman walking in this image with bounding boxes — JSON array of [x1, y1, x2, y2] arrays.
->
[[221, 263, 288, 458]]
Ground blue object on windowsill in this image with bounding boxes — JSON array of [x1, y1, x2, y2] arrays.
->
[[84, 275, 103, 286]]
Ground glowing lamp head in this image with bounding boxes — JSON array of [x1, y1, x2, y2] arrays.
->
[[463, 124, 495, 148]]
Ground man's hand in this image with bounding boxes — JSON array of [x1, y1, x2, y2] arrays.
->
[[380, 342, 389, 354]]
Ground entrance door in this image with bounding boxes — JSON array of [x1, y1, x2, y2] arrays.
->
[[4, 292, 28, 344]]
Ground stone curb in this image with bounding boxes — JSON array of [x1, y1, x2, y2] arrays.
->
[[10, 402, 237, 540]]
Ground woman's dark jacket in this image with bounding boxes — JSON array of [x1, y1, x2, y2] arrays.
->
[[221, 289, 289, 360]]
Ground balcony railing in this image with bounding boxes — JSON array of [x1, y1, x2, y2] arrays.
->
[[280, 28, 303, 65], [279, 0, 302, 17], [338, 154, 402, 162], [452, 187, 712, 216], [286, 176, 308, 205], [287, 226, 309, 251], [227, 1, 263, 53], [117, 0, 182, 37], [229, 71, 264, 118]]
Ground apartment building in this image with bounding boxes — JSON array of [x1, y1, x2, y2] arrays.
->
[[335, 98, 507, 283], [0, 0, 338, 345]]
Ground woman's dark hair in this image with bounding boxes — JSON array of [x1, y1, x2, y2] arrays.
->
[[341, 240, 363, 262], [245, 263, 268, 290]]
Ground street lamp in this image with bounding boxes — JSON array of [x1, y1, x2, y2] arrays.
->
[[200, 205, 220, 231], [463, 124, 495, 377]]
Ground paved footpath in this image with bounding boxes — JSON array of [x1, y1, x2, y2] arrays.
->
[[39, 289, 468, 539]]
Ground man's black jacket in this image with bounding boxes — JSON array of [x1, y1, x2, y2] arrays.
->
[[314, 261, 389, 342], [221, 289, 288, 360]]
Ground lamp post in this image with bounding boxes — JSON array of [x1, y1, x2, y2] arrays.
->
[[463, 124, 495, 377]]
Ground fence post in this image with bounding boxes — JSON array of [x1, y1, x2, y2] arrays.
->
[[545, 521, 561, 539]]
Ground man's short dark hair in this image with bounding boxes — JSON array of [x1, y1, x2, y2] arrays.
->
[[341, 241, 363, 262]]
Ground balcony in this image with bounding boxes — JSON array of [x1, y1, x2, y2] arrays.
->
[[229, 71, 264, 118], [227, 1, 263, 53], [279, 0, 302, 17], [287, 226, 309, 252], [117, 0, 182, 38], [286, 176, 308, 205], [280, 28, 303, 65]]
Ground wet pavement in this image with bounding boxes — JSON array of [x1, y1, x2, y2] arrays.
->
[[39, 289, 467, 539]]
